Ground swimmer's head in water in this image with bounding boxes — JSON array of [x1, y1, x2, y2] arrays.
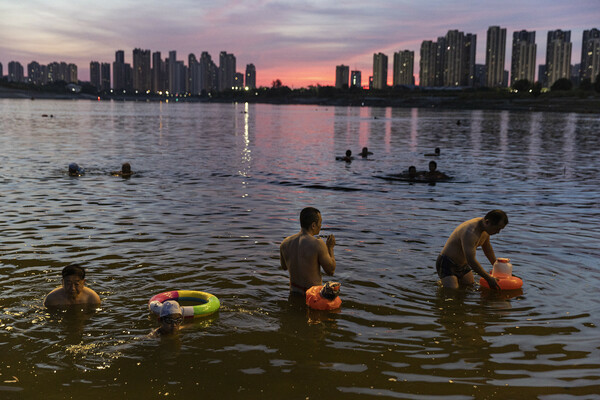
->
[[408, 166, 417, 177], [121, 162, 131, 174], [485, 209, 508, 227], [160, 300, 182, 318], [69, 163, 80, 174], [429, 161, 437, 171], [159, 301, 183, 332], [345, 150, 352, 157], [61, 264, 86, 299]]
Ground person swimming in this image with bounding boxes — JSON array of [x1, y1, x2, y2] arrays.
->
[[360, 147, 373, 158], [111, 162, 133, 177], [149, 301, 184, 337], [425, 147, 440, 157], [68, 163, 85, 176], [336, 150, 354, 162], [425, 161, 450, 180]]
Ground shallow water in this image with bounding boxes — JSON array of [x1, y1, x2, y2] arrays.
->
[[0, 99, 599, 399]]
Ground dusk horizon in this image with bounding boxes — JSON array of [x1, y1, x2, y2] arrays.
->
[[1, 0, 599, 87]]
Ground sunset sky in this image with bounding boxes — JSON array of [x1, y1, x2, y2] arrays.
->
[[1, 0, 599, 87]]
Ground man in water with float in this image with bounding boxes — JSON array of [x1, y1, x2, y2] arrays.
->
[[44, 264, 101, 307], [280, 207, 336, 295], [436, 210, 508, 290]]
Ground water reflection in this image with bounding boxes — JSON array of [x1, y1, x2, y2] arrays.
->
[[0, 100, 598, 398]]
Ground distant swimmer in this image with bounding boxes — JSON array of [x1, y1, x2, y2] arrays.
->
[[111, 162, 133, 177], [336, 150, 354, 162], [425, 147, 441, 157], [436, 210, 509, 290], [456, 120, 461, 126], [280, 207, 336, 295], [425, 161, 451, 181], [68, 162, 85, 176], [360, 147, 373, 158], [44, 264, 101, 307], [149, 301, 183, 338]]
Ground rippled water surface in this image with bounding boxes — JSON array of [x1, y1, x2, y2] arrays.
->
[[1, 99, 599, 399]]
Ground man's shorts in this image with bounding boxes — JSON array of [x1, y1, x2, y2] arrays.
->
[[436, 254, 472, 279]]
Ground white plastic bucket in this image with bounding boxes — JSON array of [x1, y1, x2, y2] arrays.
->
[[492, 258, 513, 278]]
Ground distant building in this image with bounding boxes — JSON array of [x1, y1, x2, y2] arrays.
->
[[90, 61, 101, 90], [372, 52, 388, 89], [580, 28, 600, 82], [27, 61, 42, 84], [188, 53, 199, 94], [67, 63, 77, 83], [200, 52, 218, 93], [8, 61, 24, 83], [350, 70, 361, 88], [335, 64, 349, 89], [101, 63, 110, 91], [219, 51, 236, 91], [234, 72, 244, 90], [113, 50, 126, 91], [152, 52, 165, 93], [393, 50, 414, 86], [0, 62, 3, 79], [474, 64, 486, 87], [538, 64, 547, 86], [245, 64, 256, 89], [511, 30, 537, 86], [419, 40, 437, 87], [133, 48, 151, 92], [546, 30, 572, 87], [486, 26, 507, 87]]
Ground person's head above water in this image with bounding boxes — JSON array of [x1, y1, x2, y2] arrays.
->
[[121, 162, 131, 174], [158, 301, 183, 334], [484, 209, 508, 227], [429, 161, 437, 172], [345, 150, 352, 157], [68, 163, 84, 176], [300, 207, 321, 231], [408, 165, 417, 178]]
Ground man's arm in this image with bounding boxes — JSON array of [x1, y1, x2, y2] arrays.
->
[[463, 233, 499, 289], [481, 237, 497, 266], [318, 235, 336, 276]]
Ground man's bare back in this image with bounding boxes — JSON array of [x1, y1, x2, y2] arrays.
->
[[280, 208, 336, 294]]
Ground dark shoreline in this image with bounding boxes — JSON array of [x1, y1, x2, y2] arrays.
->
[[1, 86, 599, 114]]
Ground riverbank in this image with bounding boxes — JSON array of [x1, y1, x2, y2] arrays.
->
[[1, 85, 599, 113]]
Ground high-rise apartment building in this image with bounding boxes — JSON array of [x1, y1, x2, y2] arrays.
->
[[218, 51, 236, 92], [419, 40, 437, 87], [113, 50, 126, 91], [335, 65, 350, 88], [511, 30, 536, 85], [245, 64, 256, 89], [101, 63, 110, 91], [152, 52, 164, 93], [350, 70, 361, 88], [372, 53, 388, 89], [8, 61, 24, 82], [200, 52, 218, 93], [463, 33, 477, 87], [67, 64, 77, 83], [0, 62, 3, 79], [486, 26, 507, 87], [90, 61, 101, 89], [133, 48, 151, 92], [27, 61, 42, 84], [546, 30, 572, 87], [188, 53, 199, 94], [234, 72, 244, 89], [580, 28, 600, 81], [393, 50, 414, 86]]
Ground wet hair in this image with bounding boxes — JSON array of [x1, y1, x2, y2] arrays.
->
[[300, 207, 321, 230], [122, 163, 131, 174], [345, 150, 352, 157], [62, 264, 86, 280], [429, 161, 437, 170], [408, 166, 417, 173], [485, 210, 508, 226]]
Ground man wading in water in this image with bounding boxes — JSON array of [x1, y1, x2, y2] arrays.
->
[[280, 207, 336, 295], [436, 210, 508, 290]]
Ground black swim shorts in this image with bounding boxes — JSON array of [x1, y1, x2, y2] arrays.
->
[[436, 254, 472, 279]]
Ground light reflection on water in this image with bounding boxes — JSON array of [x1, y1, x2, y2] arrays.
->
[[0, 99, 599, 398]]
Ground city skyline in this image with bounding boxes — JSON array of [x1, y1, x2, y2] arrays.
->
[[1, 0, 599, 87]]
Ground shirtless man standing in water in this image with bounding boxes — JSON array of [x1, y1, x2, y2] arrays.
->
[[280, 207, 336, 294], [44, 264, 101, 307], [437, 210, 508, 290]]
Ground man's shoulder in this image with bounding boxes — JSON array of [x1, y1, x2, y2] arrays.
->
[[82, 287, 101, 304], [44, 288, 65, 306]]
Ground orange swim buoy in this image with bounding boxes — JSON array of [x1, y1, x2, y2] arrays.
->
[[480, 275, 523, 290], [306, 282, 342, 310]]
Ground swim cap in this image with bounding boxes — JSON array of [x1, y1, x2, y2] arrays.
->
[[68, 163, 79, 173], [160, 301, 182, 317]]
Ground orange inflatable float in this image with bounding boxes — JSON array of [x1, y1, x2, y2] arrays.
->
[[479, 258, 523, 290], [306, 282, 342, 310]]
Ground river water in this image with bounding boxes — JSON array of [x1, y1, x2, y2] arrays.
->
[[0, 99, 599, 399]]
